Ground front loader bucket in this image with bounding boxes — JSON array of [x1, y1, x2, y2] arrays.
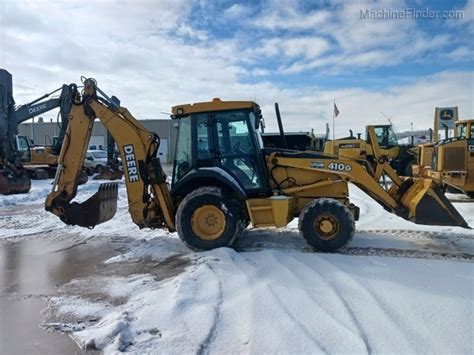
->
[[0, 169, 31, 195], [398, 178, 469, 228], [61, 182, 118, 228]]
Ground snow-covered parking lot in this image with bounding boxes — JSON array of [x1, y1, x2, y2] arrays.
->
[[1, 179, 473, 354]]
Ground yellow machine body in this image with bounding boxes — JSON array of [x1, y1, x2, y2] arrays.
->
[[324, 125, 416, 176], [414, 118, 473, 197], [430, 120, 474, 196], [45, 82, 469, 254]]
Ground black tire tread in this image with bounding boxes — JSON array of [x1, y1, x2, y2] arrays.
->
[[298, 198, 355, 252], [176, 186, 245, 251]]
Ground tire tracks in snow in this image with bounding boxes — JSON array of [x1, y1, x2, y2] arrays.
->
[[239, 229, 473, 262], [360, 229, 473, 240], [258, 252, 356, 353], [266, 285, 330, 354], [284, 253, 371, 354], [304, 254, 426, 352], [196, 261, 224, 355], [339, 246, 474, 261]]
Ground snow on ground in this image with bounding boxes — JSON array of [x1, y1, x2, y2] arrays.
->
[[1, 179, 474, 353], [48, 249, 473, 354]]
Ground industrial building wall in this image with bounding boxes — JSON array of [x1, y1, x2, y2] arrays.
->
[[18, 119, 177, 163]]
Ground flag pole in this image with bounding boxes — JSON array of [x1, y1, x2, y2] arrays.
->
[[332, 99, 335, 141]]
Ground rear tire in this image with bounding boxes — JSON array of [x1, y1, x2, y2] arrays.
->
[[176, 186, 245, 251], [95, 165, 104, 173], [298, 198, 355, 252]]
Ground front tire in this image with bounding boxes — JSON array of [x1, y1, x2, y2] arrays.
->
[[176, 186, 245, 250], [298, 198, 355, 252]]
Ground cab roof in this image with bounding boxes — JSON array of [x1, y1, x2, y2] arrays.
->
[[455, 119, 474, 125], [171, 99, 258, 119]]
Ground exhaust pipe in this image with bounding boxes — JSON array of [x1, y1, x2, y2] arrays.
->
[[274, 103, 288, 149]]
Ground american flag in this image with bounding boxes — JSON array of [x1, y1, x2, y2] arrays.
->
[[334, 102, 340, 117]]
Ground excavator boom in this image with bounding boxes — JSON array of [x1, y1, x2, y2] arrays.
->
[[45, 78, 175, 231]]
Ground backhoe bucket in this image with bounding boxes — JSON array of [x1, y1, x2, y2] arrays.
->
[[0, 169, 31, 195], [61, 182, 118, 228], [397, 178, 469, 228]]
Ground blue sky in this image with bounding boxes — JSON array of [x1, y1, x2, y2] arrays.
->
[[186, 0, 472, 89], [1, 0, 472, 135]]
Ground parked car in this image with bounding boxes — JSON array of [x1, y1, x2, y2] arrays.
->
[[84, 150, 108, 175]]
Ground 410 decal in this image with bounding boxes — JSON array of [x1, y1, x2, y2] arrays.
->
[[310, 161, 352, 172], [327, 162, 352, 172]]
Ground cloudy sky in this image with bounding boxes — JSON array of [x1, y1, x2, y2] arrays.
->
[[1, 0, 472, 136]]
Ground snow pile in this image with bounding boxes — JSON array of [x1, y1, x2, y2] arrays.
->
[[49, 248, 472, 354]]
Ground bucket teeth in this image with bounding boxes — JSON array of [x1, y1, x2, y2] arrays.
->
[[61, 182, 118, 228]]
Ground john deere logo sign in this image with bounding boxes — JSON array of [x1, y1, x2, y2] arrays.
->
[[440, 109, 454, 121], [436, 107, 457, 130]]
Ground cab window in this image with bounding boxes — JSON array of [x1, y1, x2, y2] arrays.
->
[[173, 118, 192, 183], [374, 126, 398, 147], [215, 111, 263, 190], [196, 113, 212, 160]]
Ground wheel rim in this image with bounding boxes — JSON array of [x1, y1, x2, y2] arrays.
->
[[313, 214, 339, 240], [191, 205, 226, 241]]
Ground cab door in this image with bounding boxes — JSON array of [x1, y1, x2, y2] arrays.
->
[[212, 110, 268, 194], [16, 135, 31, 162]]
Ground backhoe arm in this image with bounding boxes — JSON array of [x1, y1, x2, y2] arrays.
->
[[46, 79, 175, 231]]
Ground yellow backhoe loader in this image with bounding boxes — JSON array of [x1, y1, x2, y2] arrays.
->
[[45, 78, 468, 252], [324, 125, 417, 176]]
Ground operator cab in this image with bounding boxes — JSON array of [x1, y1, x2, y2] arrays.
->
[[456, 120, 473, 140], [171, 99, 269, 196], [16, 135, 31, 162], [369, 125, 399, 148]]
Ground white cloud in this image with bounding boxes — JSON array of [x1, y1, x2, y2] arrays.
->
[[262, 71, 474, 137], [0, 0, 471, 142], [223, 4, 252, 19], [259, 36, 330, 59], [247, 0, 461, 73], [447, 46, 473, 61], [255, 0, 330, 31]]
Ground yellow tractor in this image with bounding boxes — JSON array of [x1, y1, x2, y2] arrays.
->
[[45, 78, 468, 252], [412, 106, 473, 198], [423, 119, 473, 197], [412, 107, 459, 178], [324, 125, 417, 176]]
